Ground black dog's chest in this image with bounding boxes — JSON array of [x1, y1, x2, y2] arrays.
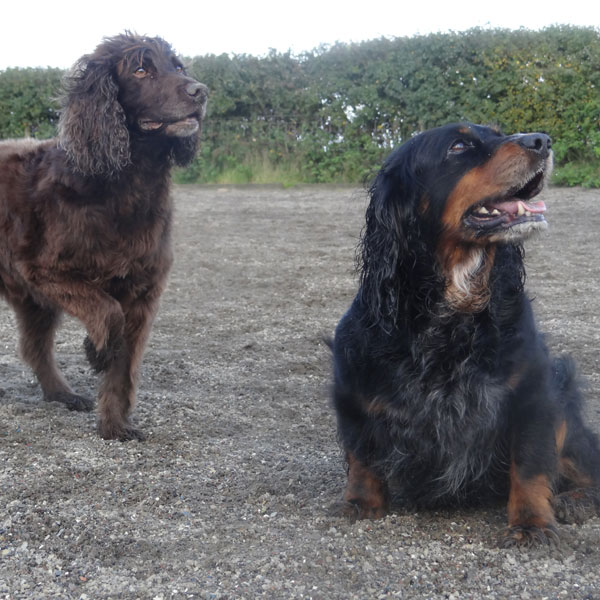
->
[[379, 361, 509, 502], [362, 316, 512, 501]]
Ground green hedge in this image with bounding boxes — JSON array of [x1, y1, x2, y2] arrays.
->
[[1, 27, 599, 186], [0, 67, 62, 138]]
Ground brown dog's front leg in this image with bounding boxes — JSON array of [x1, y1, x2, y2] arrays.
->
[[96, 293, 162, 441], [96, 346, 140, 441], [30, 279, 139, 438]]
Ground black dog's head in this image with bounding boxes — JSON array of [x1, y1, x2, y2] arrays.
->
[[360, 123, 553, 322], [418, 123, 551, 243], [58, 32, 208, 177]]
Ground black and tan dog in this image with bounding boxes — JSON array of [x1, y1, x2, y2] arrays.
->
[[331, 122, 600, 546]]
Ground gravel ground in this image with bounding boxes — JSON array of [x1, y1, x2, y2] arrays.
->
[[1, 184, 599, 599]]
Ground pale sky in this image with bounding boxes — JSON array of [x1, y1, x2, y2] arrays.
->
[[1, 0, 598, 70]]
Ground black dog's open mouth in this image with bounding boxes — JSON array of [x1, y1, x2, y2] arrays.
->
[[138, 115, 200, 136], [465, 170, 547, 231]]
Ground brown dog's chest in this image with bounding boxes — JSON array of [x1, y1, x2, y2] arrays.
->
[[58, 202, 172, 280]]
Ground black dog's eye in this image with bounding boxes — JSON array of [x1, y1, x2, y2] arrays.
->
[[133, 66, 148, 78], [448, 140, 473, 154], [175, 65, 184, 73]]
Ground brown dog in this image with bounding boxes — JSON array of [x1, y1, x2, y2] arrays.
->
[[0, 33, 208, 440]]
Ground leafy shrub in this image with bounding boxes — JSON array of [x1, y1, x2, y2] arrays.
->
[[2, 27, 599, 187]]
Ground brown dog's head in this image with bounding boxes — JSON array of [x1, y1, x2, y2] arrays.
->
[[58, 32, 208, 177]]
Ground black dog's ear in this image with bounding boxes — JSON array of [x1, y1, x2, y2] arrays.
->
[[358, 154, 424, 328], [58, 57, 130, 177]]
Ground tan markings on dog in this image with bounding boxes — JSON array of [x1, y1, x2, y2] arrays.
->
[[344, 453, 390, 519], [506, 364, 526, 391], [441, 142, 527, 231], [437, 141, 531, 312], [559, 458, 594, 488], [555, 420, 567, 455], [507, 461, 556, 529], [438, 243, 496, 312], [418, 194, 430, 216], [361, 395, 392, 417]]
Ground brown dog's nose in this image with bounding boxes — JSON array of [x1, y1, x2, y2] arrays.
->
[[518, 133, 552, 157], [186, 81, 208, 100]]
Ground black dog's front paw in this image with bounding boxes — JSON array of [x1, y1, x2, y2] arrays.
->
[[553, 489, 600, 524], [44, 391, 95, 412], [500, 524, 560, 548]]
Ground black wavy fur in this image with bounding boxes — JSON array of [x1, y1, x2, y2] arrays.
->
[[331, 123, 600, 546]]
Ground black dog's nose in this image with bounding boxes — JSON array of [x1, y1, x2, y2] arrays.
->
[[518, 133, 552, 156], [186, 81, 208, 100]]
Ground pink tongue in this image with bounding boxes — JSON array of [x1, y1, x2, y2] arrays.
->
[[491, 199, 546, 215]]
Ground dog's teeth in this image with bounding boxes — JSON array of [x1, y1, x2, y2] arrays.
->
[[477, 206, 490, 215], [525, 210, 531, 217], [517, 203, 525, 216], [491, 209, 501, 216]]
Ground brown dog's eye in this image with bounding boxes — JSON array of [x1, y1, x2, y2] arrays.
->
[[134, 67, 147, 78]]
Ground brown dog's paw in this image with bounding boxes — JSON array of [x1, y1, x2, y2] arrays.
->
[[98, 421, 146, 442], [500, 524, 560, 548], [44, 391, 95, 412], [553, 489, 600, 524]]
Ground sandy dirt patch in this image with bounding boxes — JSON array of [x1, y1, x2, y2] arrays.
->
[[1, 184, 599, 598]]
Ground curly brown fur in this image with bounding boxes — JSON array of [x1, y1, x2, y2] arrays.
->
[[0, 33, 208, 440]]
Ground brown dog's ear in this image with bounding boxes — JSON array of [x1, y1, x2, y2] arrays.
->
[[58, 57, 130, 177]]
